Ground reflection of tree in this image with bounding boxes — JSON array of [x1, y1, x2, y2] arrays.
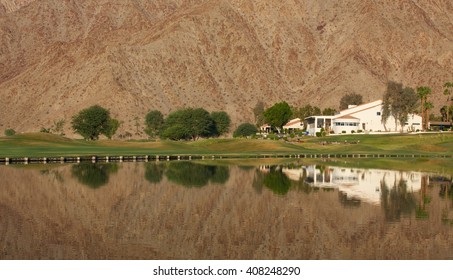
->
[[263, 167, 291, 195], [416, 175, 430, 219], [290, 168, 314, 194], [144, 162, 165, 184], [71, 163, 119, 189], [210, 165, 229, 184], [252, 169, 265, 194], [40, 169, 65, 183], [380, 178, 416, 221], [437, 176, 453, 225], [165, 162, 229, 188]]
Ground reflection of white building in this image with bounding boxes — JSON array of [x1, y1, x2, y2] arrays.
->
[[282, 166, 424, 205], [305, 100, 422, 136]]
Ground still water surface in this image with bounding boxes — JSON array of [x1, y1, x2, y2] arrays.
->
[[1, 160, 452, 259]]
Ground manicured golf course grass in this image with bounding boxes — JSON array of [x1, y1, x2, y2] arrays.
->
[[1, 132, 453, 158]]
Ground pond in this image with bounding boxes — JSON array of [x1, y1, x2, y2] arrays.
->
[[0, 159, 452, 259]]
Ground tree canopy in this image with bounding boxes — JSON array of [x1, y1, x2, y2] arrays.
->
[[340, 93, 363, 110], [71, 105, 119, 140], [416, 86, 432, 130], [263, 101, 292, 131], [144, 110, 164, 138], [233, 123, 258, 138], [160, 108, 215, 140], [382, 81, 418, 131], [291, 105, 321, 120], [211, 111, 231, 136], [253, 101, 265, 127]]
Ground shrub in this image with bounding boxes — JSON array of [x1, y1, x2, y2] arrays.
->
[[4, 129, 15, 136], [233, 123, 258, 138], [357, 129, 363, 133], [268, 134, 279, 140], [342, 131, 346, 134], [351, 130, 356, 134]]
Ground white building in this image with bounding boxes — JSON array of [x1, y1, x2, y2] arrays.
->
[[283, 118, 304, 132], [305, 100, 422, 136]]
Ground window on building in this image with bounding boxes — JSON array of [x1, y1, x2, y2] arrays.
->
[[377, 112, 381, 116]]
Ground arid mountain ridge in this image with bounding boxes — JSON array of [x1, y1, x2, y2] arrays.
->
[[1, 0, 452, 137]]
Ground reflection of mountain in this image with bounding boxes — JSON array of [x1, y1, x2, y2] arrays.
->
[[282, 166, 424, 205], [1, 163, 453, 259]]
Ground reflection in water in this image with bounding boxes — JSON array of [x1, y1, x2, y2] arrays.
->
[[262, 166, 291, 195], [165, 162, 229, 188], [144, 162, 165, 184], [71, 163, 119, 189], [1, 161, 453, 259], [380, 179, 416, 222], [276, 164, 450, 221], [432, 176, 453, 225], [282, 165, 424, 204]]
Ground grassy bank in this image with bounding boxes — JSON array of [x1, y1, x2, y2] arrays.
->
[[1, 132, 453, 158]]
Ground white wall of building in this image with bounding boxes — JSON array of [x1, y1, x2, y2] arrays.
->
[[304, 100, 423, 136]]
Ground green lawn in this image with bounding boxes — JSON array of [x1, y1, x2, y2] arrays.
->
[[1, 132, 453, 158]]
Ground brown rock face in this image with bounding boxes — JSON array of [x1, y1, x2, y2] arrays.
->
[[0, 0, 452, 136], [0, 0, 34, 13]]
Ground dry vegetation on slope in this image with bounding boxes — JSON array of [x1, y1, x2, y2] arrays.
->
[[0, 0, 452, 137]]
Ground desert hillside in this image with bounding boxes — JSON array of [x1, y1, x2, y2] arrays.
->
[[0, 0, 452, 137]]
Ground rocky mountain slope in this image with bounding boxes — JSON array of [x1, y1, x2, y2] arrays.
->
[[0, 0, 452, 136]]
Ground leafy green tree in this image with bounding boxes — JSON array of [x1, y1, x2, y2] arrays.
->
[[416, 86, 432, 130], [253, 101, 265, 127], [160, 108, 215, 140], [71, 105, 114, 140], [339, 93, 363, 110], [145, 110, 164, 138], [292, 105, 321, 119], [382, 81, 418, 131], [104, 118, 120, 139], [211, 111, 231, 136], [160, 124, 189, 140], [322, 108, 337, 116], [263, 101, 292, 132], [233, 123, 258, 137], [291, 104, 321, 129]]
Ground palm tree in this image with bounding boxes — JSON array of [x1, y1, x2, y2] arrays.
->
[[424, 101, 434, 130], [416, 86, 432, 130]]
